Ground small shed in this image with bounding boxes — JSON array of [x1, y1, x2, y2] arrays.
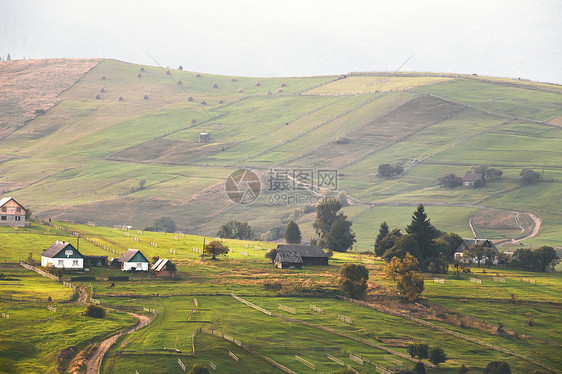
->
[[199, 132, 211, 143], [84, 255, 108, 267], [274, 251, 303, 269], [151, 258, 177, 278], [276, 245, 329, 266], [41, 241, 84, 269], [118, 249, 149, 271], [462, 172, 486, 187]]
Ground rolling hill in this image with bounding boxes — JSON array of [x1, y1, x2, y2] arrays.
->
[[0, 58, 561, 250]]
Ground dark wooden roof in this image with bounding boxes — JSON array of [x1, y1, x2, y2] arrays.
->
[[277, 245, 327, 258], [462, 172, 484, 182], [455, 238, 498, 253], [275, 251, 303, 264]]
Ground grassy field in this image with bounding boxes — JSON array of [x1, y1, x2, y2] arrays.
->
[[1, 58, 561, 251]]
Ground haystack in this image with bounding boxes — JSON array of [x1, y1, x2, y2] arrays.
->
[[100, 88, 105, 93], [255, 81, 261, 86], [195, 73, 201, 78], [219, 99, 224, 104], [200, 100, 207, 105], [277, 88, 284, 93], [144, 95, 149, 100], [187, 96, 194, 102], [191, 119, 197, 124], [95, 95, 101, 100], [137, 73, 142, 78], [237, 88, 244, 93], [280, 82, 287, 87], [266, 90, 272, 95], [230, 77, 237, 82], [212, 83, 218, 88], [118, 96, 123, 101], [140, 67, 145, 72], [177, 80, 183, 85], [101, 75, 106, 80], [166, 70, 171, 75]]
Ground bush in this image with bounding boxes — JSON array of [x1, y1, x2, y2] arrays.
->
[[339, 263, 369, 299], [429, 347, 447, 366], [413, 362, 426, 374], [188, 364, 209, 374], [84, 304, 106, 318], [484, 361, 511, 374]]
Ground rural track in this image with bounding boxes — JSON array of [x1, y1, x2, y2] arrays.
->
[[85, 312, 154, 374]]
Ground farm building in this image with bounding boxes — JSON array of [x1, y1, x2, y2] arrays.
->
[[118, 249, 149, 271], [462, 172, 486, 187], [454, 238, 499, 263], [41, 241, 84, 269], [276, 245, 329, 266], [151, 258, 177, 278], [274, 251, 303, 269], [199, 132, 211, 143], [84, 255, 108, 267], [0, 197, 27, 227]]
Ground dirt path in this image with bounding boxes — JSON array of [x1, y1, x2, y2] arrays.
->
[[512, 212, 542, 243], [85, 312, 153, 374]]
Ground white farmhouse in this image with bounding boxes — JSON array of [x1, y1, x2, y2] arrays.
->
[[41, 241, 84, 269], [118, 249, 149, 271]]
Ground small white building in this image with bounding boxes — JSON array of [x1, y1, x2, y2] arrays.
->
[[118, 249, 149, 271], [41, 241, 84, 269]]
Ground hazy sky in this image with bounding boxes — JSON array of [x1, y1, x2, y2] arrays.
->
[[1, 0, 561, 83]]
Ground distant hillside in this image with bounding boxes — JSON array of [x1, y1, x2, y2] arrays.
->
[[0, 58, 561, 250]]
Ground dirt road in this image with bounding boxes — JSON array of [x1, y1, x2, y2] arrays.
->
[[85, 312, 153, 374], [512, 212, 542, 243]]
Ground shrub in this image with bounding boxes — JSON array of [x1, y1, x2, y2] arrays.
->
[[188, 363, 209, 374], [84, 304, 106, 318], [34, 108, 46, 115], [429, 347, 447, 366], [339, 263, 369, 299], [484, 361, 511, 374]]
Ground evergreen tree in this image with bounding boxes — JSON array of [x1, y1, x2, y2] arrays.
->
[[374, 221, 389, 251], [324, 215, 356, 252], [313, 200, 342, 239], [7, 53, 11, 61], [406, 204, 438, 259], [285, 220, 302, 244]]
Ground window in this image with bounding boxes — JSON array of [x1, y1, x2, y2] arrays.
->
[[137, 263, 142, 269], [16, 207, 21, 213], [58, 260, 63, 266], [1, 207, 6, 212], [1, 216, 6, 221], [72, 260, 79, 266], [15, 216, 21, 221]]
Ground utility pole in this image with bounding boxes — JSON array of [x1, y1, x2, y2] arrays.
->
[[541, 164, 545, 180]]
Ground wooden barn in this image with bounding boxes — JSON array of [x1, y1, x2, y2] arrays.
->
[[276, 245, 329, 267], [118, 249, 149, 271], [84, 255, 108, 267], [0, 197, 27, 227], [462, 172, 486, 187], [41, 241, 84, 269], [274, 251, 303, 269], [151, 259, 177, 278]]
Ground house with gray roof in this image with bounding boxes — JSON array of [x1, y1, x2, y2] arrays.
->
[[0, 197, 27, 227], [118, 249, 149, 271], [274, 251, 303, 269], [276, 244, 329, 267], [41, 241, 84, 269]]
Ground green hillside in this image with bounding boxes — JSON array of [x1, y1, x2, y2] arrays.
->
[[1, 59, 561, 250]]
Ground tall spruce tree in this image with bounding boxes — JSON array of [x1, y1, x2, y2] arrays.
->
[[285, 220, 302, 244], [374, 221, 389, 251], [313, 200, 342, 240], [324, 215, 356, 252], [406, 204, 438, 260]]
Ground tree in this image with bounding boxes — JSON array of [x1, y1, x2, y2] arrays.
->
[[204, 240, 229, 260], [27, 252, 34, 265], [374, 221, 389, 252], [139, 179, 146, 189], [385, 254, 424, 301], [375, 228, 402, 257], [152, 216, 176, 233], [25, 208, 33, 220], [84, 304, 106, 318], [216, 221, 254, 240], [452, 257, 470, 278], [520, 168, 541, 185], [7, 53, 11, 61], [265, 248, 278, 263], [313, 201, 342, 240], [533, 246, 559, 272], [324, 215, 356, 252], [486, 168, 503, 180], [383, 234, 420, 261], [407, 343, 429, 361], [484, 361, 511, 374], [483, 247, 497, 268], [406, 204, 438, 260], [429, 347, 447, 366], [469, 244, 487, 267], [339, 263, 369, 299], [438, 174, 462, 188], [439, 232, 462, 260], [413, 362, 426, 374], [378, 163, 403, 177], [151, 256, 160, 264], [178, 65, 184, 70], [285, 221, 302, 244], [188, 364, 209, 374]]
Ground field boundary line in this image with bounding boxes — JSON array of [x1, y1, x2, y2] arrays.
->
[[201, 328, 297, 374], [337, 296, 561, 374]]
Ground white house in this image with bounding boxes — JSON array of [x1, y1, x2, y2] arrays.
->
[[0, 197, 27, 227], [41, 241, 84, 269], [118, 249, 149, 271]]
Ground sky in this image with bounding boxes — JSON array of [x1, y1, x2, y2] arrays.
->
[[1, 0, 561, 83]]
